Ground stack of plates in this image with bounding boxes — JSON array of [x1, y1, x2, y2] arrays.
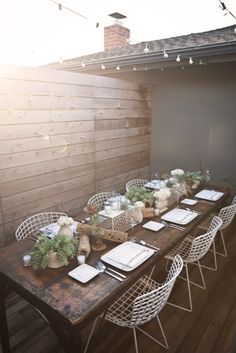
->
[[101, 241, 154, 271], [161, 208, 198, 225], [195, 189, 223, 201]]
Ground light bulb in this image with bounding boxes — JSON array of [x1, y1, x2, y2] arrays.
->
[[81, 61, 86, 68], [101, 64, 106, 70], [176, 54, 180, 63], [133, 66, 137, 71], [144, 45, 149, 53], [163, 51, 168, 58], [189, 57, 193, 64], [116, 66, 120, 71]]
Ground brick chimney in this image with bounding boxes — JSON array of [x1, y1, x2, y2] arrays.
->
[[104, 13, 130, 51]]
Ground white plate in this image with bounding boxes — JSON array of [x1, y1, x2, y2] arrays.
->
[[194, 189, 224, 201], [144, 180, 161, 189], [99, 209, 125, 219], [68, 264, 99, 283], [161, 208, 198, 225], [181, 198, 198, 206], [143, 221, 165, 232], [101, 241, 154, 272]]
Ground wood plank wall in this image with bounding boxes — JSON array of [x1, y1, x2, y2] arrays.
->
[[0, 66, 151, 246]]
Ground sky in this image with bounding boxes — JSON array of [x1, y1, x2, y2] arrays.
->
[[0, 0, 236, 66]]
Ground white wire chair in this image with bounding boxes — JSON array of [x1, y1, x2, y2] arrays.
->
[[197, 203, 236, 265], [15, 212, 67, 241], [165, 216, 222, 312], [126, 179, 149, 192], [87, 192, 114, 209], [84, 255, 183, 353]]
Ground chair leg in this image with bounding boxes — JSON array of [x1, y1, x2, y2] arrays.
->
[[83, 317, 99, 353], [218, 230, 228, 257], [200, 240, 218, 271], [136, 315, 169, 349], [133, 327, 139, 353], [165, 258, 170, 272], [167, 264, 193, 312], [197, 260, 206, 289], [209, 230, 228, 257]]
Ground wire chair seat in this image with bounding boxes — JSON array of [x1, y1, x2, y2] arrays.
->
[[15, 212, 67, 241], [126, 179, 149, 192]]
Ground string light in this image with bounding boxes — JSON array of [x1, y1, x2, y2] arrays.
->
[[49, 0, 129, 39], [218, 0, 236, 20], [144, 45, 150, 53], [101, 64, 106, 70], [189, 57, 193, 64], [81, 61, 86, 67], [176, 54, 181, 62], [163, 51, 168, 58], [133, 66, 137, 71], [116, 66, 120, 70]]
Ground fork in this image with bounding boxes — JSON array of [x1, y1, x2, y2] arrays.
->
[[97, 261, 126, 279], [95, 263, 124, 282]]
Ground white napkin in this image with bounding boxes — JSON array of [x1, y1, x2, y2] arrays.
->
[[106, 243, 148, 268]]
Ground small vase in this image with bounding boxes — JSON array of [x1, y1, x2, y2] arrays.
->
[[48, 251, 64, 268], [57, 225, 73, 239]]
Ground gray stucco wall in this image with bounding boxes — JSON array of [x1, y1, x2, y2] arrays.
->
[[107, 62, 236, 190], [150, 63, 236, 190]]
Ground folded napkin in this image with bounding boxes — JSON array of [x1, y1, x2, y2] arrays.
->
[[39, 222, 78, 236], [106, 243, 148, 268]]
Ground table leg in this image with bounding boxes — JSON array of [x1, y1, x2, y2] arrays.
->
[[47, 317, 83, 353], [0, 282, 10, 353]]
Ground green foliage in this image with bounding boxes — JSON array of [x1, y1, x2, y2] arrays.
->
[[125, 187, 152, 205], [31, 235, 77, 270], [89, 213, 101, 226], [184, 171, 203, 181]]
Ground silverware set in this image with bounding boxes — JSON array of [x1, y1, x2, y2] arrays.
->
[[95, 261, 126, 282], [162, 220, 186, 231]]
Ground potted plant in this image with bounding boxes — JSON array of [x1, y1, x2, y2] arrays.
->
[[125, 187, 153, 207], [31, 234, 77, 269], [57, 216, 74, 239]]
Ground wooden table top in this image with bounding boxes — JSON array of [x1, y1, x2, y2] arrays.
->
[[0, 185, 229, 331]]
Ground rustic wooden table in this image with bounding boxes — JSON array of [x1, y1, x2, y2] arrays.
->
[[0, 185, 229, 353]]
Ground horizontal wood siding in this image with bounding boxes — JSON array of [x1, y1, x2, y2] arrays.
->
[[0, 67, 151, 245]]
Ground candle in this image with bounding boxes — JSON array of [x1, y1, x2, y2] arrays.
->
[[23, 254, 31, 266], [77, 255, 86, 265], [104, 202, 112, 215]]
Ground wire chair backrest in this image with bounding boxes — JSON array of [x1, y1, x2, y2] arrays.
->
[[15, 212, 67, 241], [131, 255, 183, 326], [87, 192, 114, 208], [126, 179, 149, 192], [187, 216, 223, 263], [218, 204, 236, 230], [231, 195, 236, 205]]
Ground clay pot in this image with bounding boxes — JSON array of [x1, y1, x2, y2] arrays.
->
[[48, 251, 64, 268]]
